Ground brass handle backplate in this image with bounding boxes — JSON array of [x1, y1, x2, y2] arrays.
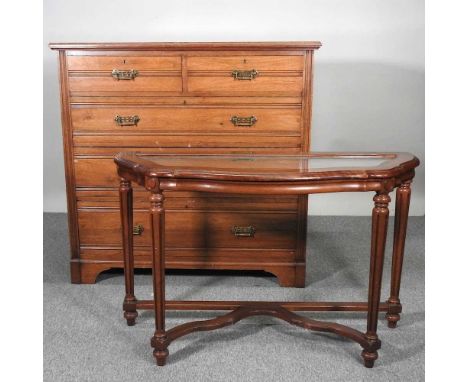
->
[[231, 69, 258, 80], [231, 225, 256, 237], [111, 69, 139, 80], [114, 115, 140, 126], [230, 115, 257, 127], [133, 224, 144, 235]]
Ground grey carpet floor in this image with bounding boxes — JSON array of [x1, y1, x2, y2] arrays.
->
[[44, 213, 424, 382]]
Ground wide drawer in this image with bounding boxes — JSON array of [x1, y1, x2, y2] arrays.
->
[[72, 134, 301, 148], [79, 247, 297, 265], [74, 156, 303, 187], [71, 106, 302, 133], [78, 209, 297, 249], [73, 147, 302, 155], [76, 190, 299, 211], [186, 55, 304, 71], [67, 55, 182, 71]]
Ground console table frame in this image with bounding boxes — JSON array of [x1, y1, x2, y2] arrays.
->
[[115, 152, 418, 368]]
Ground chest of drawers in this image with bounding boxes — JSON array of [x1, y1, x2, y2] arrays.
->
[[50, 42, 321, 286]]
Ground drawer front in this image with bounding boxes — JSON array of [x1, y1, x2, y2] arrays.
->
[[186, 55, 304, 71], [71, 106, 302, 133], [73, 134, 301, 148], [187, 54, 304, 95], [76, 190, 299, 211], [67, 55, 182, 71], [78, 209, 297, 249], [73, 147, 302, 155], [68, 75, 182, 93], [74, 156, 304, 187], [187, 76, 303, 95], [74, 157, 119, 187], [79, 247, 296, 265]]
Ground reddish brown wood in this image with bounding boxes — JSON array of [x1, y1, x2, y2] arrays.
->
[[58, 51, 81, 283], [77, 209, 297, 249], [69, 96, 302, 105], [67, 55, 182, 71], [149, 187, 168, 366], [49, 41, 322, 51], [71, 106, 302, 133], [119, 179, 137, 325], [116, 152, 418, 368], [361, 193, 390, 368], [68, 75, 182, 93], [51, 42, 320, 287], [186, 55, 305, 71], [156, 304, 372, 351], [134, 300, 393, 312], [301, 51, 313, 150], [264, 265, 301, 287], [386, 180, 412, 328]]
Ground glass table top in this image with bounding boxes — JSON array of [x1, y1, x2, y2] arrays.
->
[[115, 152, 418, 182]]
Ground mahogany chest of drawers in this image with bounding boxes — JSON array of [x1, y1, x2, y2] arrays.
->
[[49, 42, 321, 286]]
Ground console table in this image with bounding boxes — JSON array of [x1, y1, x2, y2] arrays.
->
[[114, 152, 419, 367]]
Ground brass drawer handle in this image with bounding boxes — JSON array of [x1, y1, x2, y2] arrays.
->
[[111, 69, 139, 80], [133, 224, 144, 235], [114, 115, 140, 126], [230, 115, 257, 127], [231, 69, 258, 80], [231, 225, 256, 237]]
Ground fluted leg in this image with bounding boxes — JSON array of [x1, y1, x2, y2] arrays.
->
[[361, 193, 390, 368], [149, 190, 169, 366], [386, 181, 412, 328], [119, 179, 138, 326]]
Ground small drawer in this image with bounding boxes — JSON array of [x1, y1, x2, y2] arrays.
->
[[71, 106, 302, 133], [187, 76, 303, 95], [186, 55, 304, 72], [68, 75, 182, 93], [187, 55, 304, 95], [78, 209, 297, 249], [67, 55, 182, 71]]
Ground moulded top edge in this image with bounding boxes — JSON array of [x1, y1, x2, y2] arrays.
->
[[48, 41, 322, 51]]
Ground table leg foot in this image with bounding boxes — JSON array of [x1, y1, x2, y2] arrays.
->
[[361, 350, 378, 368], [152, 332, 169, 366], [123, 298, 138, 326], [386, 299, 402, 328], [386, 312, 400, 328], [124, 311, 138, 326], [361, 333, 381, 368], [154, 349, 169, 366]]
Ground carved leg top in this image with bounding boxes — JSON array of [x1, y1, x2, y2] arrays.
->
[[119, 178, 132, 190], [150, 192, 165, 212], [373, 193, 391, 210]]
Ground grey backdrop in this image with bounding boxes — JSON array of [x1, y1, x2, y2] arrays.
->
[[44, 0, 424, 215]]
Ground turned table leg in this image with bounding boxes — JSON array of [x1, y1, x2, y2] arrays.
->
[[386, 181, 412, 328], [361, 193, 390, 368], [149, 190, 169, 366], [119, 179, 138, 326]]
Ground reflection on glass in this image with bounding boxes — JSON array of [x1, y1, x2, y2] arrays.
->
[[139, 154, 392, 173]]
